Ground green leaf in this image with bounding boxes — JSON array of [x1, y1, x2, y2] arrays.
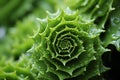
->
[[65, 0, 113, 28], [102, 0, 120, 52]]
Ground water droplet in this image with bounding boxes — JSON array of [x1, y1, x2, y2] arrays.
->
[[116, 31, 120, 37], [20, 74, 24, 77], [119, 27, 120, 30], [111, 17, 120, 26], [108, 29, 110, 32], [96, 5, 99, 8], [0, 27, 6, 38], [68, 66, 70, 69], [113, 17, 120, 24], [97, 11, 103, 16], [112, 34, 118, 39], [112, 34, 116, 38]]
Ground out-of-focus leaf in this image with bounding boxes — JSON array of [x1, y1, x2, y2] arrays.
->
[[103, 0, 120, 52], [0, 0, 34, 26], [0, 15, 37, 59]]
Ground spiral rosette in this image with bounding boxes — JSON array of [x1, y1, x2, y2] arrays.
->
[[31, 8, 108, 80]]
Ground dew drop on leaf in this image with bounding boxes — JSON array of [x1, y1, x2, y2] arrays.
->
[[113, 17, 120, 24]]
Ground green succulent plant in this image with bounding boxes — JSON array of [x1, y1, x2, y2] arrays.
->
[[65, 0, 113, 28], [30, 8, 110, 80], [0, 54, 34, 80], [0, 0, 118, 80]]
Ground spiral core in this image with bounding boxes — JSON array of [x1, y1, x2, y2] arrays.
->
[[32, 8, 107, 80]]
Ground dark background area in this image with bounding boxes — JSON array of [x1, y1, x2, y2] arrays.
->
[[102, 44, 120, 80]]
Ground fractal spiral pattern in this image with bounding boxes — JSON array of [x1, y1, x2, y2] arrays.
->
[[31, 8, 108, 80]]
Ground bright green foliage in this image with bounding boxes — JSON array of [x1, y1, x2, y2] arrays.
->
[[0, 16, 37, 59], [0, 55, 34, 80], [0, 0, 34, 25], [31, 8, 109, 80], [0, 16, 37, 79]]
